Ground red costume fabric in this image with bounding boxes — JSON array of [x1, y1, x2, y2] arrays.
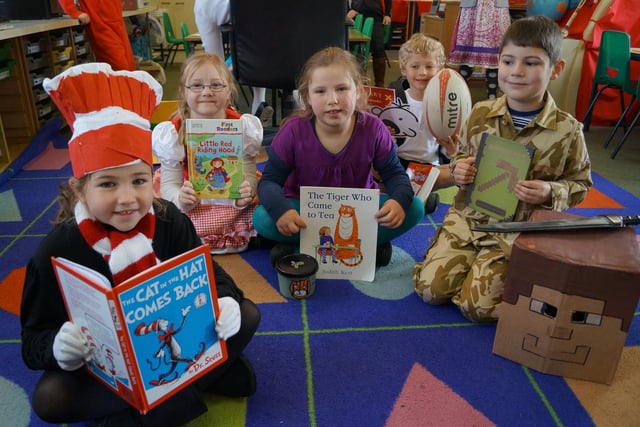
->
[[567, 0, 640, 125], [57, 0, 136, 71]]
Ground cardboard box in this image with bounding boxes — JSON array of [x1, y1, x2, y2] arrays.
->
[[493, 210, 640, 384], [420, 14, 444, 42], [122, 0, 146, 11]]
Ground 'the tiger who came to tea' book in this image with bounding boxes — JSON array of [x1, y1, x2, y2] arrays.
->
[[185, 118, 244, 199], [466, 133, 535, 221], [299, 186, 380, 282], [52, 245, 227, 414]]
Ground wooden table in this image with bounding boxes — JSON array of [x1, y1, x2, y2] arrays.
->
[[186, 29, 368, 53], [349, 27, 371, 64], [348, 27, 370, 44], [184, 32, 201, 43], [349, 27, 370, 67], [184, 29, 369, 65], [184, 32, 202, 56]]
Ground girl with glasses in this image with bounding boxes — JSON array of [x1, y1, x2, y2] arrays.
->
[[153, 53, 264, 254]]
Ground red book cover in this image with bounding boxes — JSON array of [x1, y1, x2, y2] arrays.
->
[[52, 245, 227, 414], [406, 162, 440, 204], [364, 85, 396, 110]]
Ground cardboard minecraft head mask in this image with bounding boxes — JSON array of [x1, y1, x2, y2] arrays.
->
[[493, 210, 640, 384]]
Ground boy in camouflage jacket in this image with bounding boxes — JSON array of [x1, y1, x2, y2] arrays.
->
[[413, 15, 592, 322]]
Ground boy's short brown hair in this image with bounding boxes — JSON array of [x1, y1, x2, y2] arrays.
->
[[499, 15, 563, 64], [398, 33, 446, 68]]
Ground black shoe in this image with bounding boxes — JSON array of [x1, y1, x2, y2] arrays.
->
[[248, 234, 276, 250], [270, 243, 298, 266], [208, 355, 256, 398], [92, 408, 138, 427], [425, 192, 439, 215], [125, 386, 207, 427], [375, 242, 392, 267], [254, 101, 274, 127]]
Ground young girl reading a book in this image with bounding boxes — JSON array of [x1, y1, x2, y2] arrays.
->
[[152, 53, 263, 254], [21, 63, 260, 426], [253, 47, 424, 267]]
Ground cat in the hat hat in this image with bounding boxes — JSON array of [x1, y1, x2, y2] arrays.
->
[[20, 63, 260, 425]]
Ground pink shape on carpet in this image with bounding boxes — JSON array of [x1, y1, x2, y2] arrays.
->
[[385, 363, 495, 427], [23, 142, 69, 170]]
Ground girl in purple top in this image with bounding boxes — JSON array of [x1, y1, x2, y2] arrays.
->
[[253, 47, 423, 266]]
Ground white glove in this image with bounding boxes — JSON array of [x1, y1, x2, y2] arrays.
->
[[53, 321, 91, 371], [215, 297, 241, 340]]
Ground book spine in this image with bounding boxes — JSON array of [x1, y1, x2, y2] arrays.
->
[[108, 295, 149, 413]]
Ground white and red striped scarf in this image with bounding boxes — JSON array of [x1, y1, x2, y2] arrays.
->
[[74, 202, 158, 285]]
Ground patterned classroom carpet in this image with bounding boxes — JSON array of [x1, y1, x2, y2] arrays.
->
[[1, 121, 639, 426]]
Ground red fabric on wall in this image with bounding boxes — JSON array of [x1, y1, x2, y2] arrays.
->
[[392, 0, 409, 23], [575, 0, 640, 125], [565, 1, 600, 40], [417, 2, 433, 15]]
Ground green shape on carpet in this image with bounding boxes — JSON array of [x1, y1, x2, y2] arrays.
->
[[0, 377, 32, 427], [351, 246, 415, 300], [435, 186, 457, 205], [186, 394, 246, 426], [0, 190, 22, 222]]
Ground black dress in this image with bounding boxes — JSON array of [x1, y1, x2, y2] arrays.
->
[[20, 200, 258, 425]]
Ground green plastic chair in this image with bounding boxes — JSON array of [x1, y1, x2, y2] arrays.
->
[[161, 12, 185, 68], [180, 22, 193, 57], [582, 30, 636, 135], [353, 14, 363, 32], [610, 70, 640, 159]]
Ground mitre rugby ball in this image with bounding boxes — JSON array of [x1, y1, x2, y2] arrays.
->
[[423, 68, 472, 140]]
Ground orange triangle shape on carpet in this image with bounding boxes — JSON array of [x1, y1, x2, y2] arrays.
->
[[214, 254, 287, 303], [576, 187, 623, 209], [23, 142, 70, 171], [385, 363, 495, 427], [0, 266, 25, 316]]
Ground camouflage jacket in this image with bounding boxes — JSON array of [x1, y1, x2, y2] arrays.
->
[[450, 92, 592, 224]]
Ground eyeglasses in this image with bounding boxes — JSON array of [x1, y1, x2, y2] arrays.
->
[[185, 83, 227, 92]]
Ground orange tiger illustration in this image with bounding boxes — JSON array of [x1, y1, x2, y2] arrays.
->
[[333, 204, 363, 266]]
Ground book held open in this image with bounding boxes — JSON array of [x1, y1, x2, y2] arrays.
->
[[52, 245, 227, 414]]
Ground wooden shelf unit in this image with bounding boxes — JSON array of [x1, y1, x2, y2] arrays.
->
[[0, 23, 93, 170], [0, 6, 155, 172], [418, 1, 460, 55]]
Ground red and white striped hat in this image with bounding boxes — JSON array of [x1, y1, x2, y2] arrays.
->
[[134, 320, 160, 336], [43, 63, 163, 178]]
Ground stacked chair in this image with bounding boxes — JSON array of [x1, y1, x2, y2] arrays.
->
[[581, 30, 637, 159]]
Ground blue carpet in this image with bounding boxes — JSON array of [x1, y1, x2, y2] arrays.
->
[[1, 126, 640, 426]]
